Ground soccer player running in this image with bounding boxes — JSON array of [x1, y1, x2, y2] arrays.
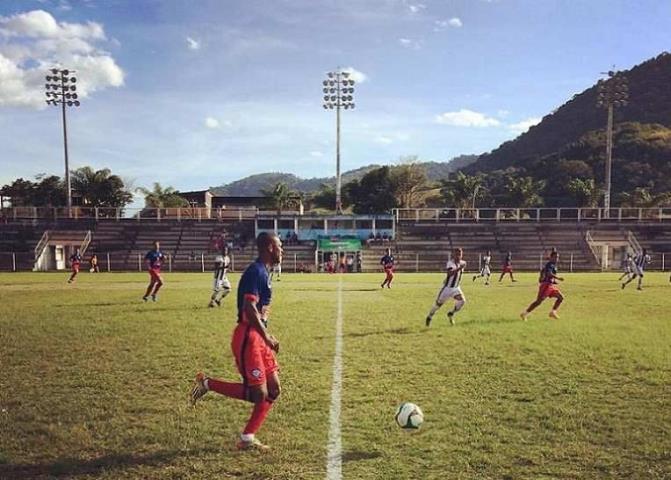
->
[[67, 248, 82, 284], [622, 248, 651, 291], [618, 252, 634, 282], [498, 251, 517, 282], [143, 241, 165, 302], [209, 248, 232, 308], [472, 250, 492, 285], [520, 250, 564, 320], [426, 247, 467, 326], [380, 248, 395, 288], [191, 232, 282, 451]]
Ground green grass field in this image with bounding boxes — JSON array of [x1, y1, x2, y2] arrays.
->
[[1, 271, 669, 479]]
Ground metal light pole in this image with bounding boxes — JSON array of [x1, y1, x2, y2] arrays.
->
[[322, 69, 356, 214], [596, 70, 628, 218], [45, 68, 80, 216]]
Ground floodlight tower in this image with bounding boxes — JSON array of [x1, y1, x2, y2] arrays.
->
[[45, 68, 80, 215], [596, 70, 628, 217], [322, 69, 356, 214]]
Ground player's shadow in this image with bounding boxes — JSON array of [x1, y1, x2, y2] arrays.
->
[[0, 449, 215, 479], [344, 326, 415, 339], [458, 317, 523, 327], [342, 450, 383, 463]]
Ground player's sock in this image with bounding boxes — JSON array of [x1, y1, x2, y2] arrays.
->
[[428, 304, 440, 318], [452, 299, 465, 313], [243, 399, 273, 435], [207, 379, 246, 400]]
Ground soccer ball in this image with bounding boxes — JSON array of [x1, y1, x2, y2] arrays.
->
[[395, 402, 424, 430]]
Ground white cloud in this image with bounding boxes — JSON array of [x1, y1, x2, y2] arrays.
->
[[508, 117, 541, 134], [435, 109, 501, 127], [204, 116, 220, 129], [186, 36, 200, 50], [497, 109, 510, 118], [407, 3, 426, 14], [374, 136, 393, 145], [342, 66, 367, 83], [448, 17, 463, 28], [0, 9, 123, 109], [398, 37, 422, 50], [310, 151, 324, 157]]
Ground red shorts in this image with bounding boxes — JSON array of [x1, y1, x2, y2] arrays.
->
[[148, 269, 162, 281], [384, 267, 394, 280], [231, 322, 279, 386], [538, 283, 561, 299], [71, 264, 80, 273], [502, 265, 513, 274]]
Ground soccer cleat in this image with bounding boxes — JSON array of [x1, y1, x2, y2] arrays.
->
[[520, 311, 529, 321], [142, 296, 149, 302], [215, 299, 222, 306], [549, 310, 560, 319], [208, 301, 216, 308], [425, 316, 432, 327], [190, 372, 209, 405], [637, 286, 642, 291], [447, 311, 455, 325], [472, 275, 477, 282], [151, 295, 157, 302], [621, 283, 626, 290], [237, 438, 270, 451]]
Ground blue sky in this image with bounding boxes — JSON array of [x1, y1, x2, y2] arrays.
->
[[1, 0, 670, 194]]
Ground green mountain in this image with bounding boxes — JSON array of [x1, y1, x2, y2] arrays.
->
[[210, 155, 478, 196], [467, 52, 671, 175]]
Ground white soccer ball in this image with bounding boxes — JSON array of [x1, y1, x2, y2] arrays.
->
[[395, 402, 424, 430]]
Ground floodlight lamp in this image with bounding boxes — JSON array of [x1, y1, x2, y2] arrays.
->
[[70, 85, 76, 91], [74, 101, 80, 106], [70, 77, 76, 83]]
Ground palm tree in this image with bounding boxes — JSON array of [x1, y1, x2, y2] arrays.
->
[[71, 166, 133, 207], [136, 183, 188, 208], [619, 187, 671, 208], [261, 182, 296, 216], [439, 172, 484, 209]]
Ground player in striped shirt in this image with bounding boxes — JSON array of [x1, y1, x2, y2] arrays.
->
[[520, 250, 564, 320], [472, 250, 492, 285], [426, 247, 467, 326], [618, 252, 634, 282], [622, 249, 651, 291], [380, 248, 395, 288], [209, 248, 232, 308]]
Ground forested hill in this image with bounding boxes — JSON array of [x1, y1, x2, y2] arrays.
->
[[467, 52, 671, 174]]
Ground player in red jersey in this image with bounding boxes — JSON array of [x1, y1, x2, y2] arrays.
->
[[143, 241, 165, 302], [190, 232, 282, 451], [498, 251, 517, 283], [380, 248, 395, 288], [67, 248, 82, 284], [520, 250, 564, 320]]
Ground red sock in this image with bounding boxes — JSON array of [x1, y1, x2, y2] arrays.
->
[[207, 379, 245, 400], [243, 400, 273, 435]]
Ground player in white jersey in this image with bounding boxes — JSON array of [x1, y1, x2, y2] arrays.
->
[[622, 249, 651, 291], [472, 250, 492, 285], [270, 263, 281, 282], [209, 249, 232, 307], [426, 247, 467, 327], [618, 252, 634, 282]]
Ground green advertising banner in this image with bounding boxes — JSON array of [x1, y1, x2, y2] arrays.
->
[[317, 237, 362, 251]]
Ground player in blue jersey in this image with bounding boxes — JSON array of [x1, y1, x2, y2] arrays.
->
[[191, 232, 283, 451], [143, 241, 165, 302], [521, 250, 564, 320], [380, 248, 395, 288], [622, 249, 651, 291], [67, 248, 82, 284]]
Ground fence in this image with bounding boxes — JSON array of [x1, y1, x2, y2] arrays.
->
[[393, 207, 671, 223], [0, 206, 258, 222]]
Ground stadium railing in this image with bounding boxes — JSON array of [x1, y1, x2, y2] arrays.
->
[[0, 206, 259, 222]]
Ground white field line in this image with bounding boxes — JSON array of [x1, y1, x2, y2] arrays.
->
[[326, 276, 344, 480]]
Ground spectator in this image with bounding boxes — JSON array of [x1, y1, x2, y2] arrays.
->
[[356, 251, 362, 273], [346, 255, 354, 273], [89, 254, 100, 273]]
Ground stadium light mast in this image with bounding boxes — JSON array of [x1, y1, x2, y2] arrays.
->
[[596, 70, 628, 218], [322, 68, 356, 214], [45, 68, 80, 216]]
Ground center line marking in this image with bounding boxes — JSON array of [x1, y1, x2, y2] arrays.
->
[[326, 275, 344, 480]]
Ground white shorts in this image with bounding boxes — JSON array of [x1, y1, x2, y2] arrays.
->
[[480, 266, 491, 276], [213, 277, 231, 291], [436, 285, 465, 304]]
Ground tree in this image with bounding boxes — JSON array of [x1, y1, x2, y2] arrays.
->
[[261, 182, 297, 216], [311, 184, 337, 210], [71, 166, 133, 208], [499, 174, 545, 207], [0, 176, 65, 207], [136, 183, 188, 208], [346, 166, 397, 214], [619, 187, 671, 208], [566, 178, 601, 207], [439, 172, 484, 209], [390, 162, 429, 208]]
